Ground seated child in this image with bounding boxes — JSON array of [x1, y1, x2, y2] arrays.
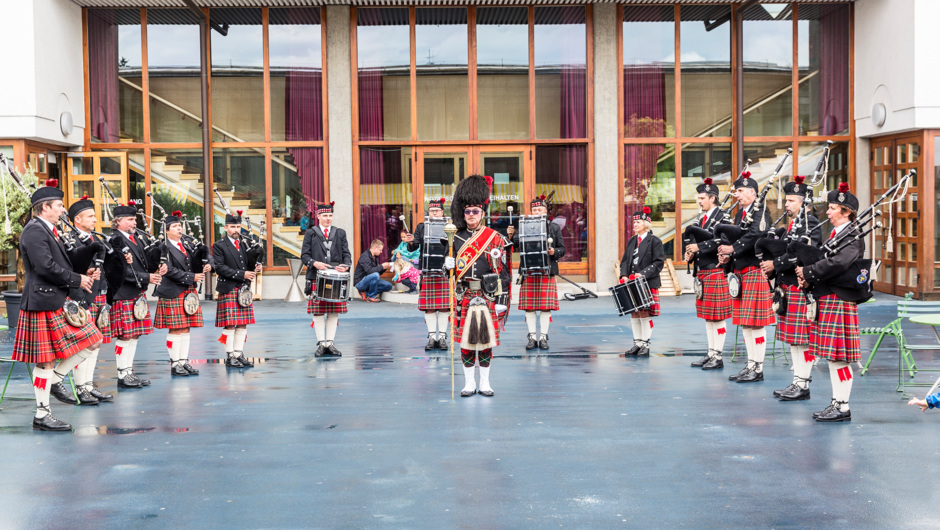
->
[[392, 256, 421, 294]]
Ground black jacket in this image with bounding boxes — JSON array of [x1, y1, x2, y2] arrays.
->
[[509, 220, 566, 276], [770, 214, 822, 286], [19, 218, 83, 312], [212, 236, 251, 295], [155, 239, 200, 299], [301, 225, 352, 281], [109, 230, 156, 301], [689, 208, 728, 271], [728, 203, 771, 270], [66, 231, 108, 305], [803, 225, 866, 302], [354, 251, 386, 285], [450, 228, 511, 287], [619, 233, 665, 290]]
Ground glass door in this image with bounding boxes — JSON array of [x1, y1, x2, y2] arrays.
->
[[416, 149, 467, 224], [65, 152, 128, 233]]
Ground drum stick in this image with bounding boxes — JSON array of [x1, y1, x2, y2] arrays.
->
[[507, 205, 513, 225], [399, 214, 409, 235]]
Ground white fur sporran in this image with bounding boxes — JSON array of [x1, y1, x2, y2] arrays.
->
[[63, 299, 89, 327], [237, 284, 253, 307], [96, 303, 111, 329], [183, 291, 200, 315], [727, 272, 742, 298], [132, 295, 149, 320]]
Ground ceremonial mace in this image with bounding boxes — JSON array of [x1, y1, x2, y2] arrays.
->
[[444, 219, 457, 400]]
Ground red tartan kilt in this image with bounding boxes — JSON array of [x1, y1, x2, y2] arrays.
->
[[215, 290, 256, 326], [154, 288, 204, 329], [810, 294, 860, 362], [89, 294, 112, 344], [307, 297, 348, 315], [775, 284, 812, 345], [695, 268, 732, 320], [12, 309, 103, 364], [418, 274, 450, 312], [518, 275, 560, 312], [732, 266, 775, 327], [456, 290, 500, 347], [631, 288, 660, 318], [111, 297, 154, 340]]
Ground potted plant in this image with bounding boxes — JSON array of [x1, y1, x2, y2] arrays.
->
[[0, 163, 37, 328]]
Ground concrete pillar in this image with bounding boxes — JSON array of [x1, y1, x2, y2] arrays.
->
[[592, 4, 620, 290], [326, 6, 354, 233]]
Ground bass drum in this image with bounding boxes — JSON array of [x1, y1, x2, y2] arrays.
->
[[237, 285, 253, 307], [183, 291, 201, 315]]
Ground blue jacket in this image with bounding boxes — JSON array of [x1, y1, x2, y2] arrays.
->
[[927, 392, 940, 409]]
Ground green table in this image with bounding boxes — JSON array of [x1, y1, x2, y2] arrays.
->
[[909, 314, 940, 344]]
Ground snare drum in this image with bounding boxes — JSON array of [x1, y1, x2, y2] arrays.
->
[[609, 276, 654, 316], [519, 215, 549, 274], [315, 269, 351, 302], [420, 218, 447, 274]]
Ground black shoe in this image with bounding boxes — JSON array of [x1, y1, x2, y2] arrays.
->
[[779, 385, 811, 401], [701, 357, 724, 370], [774, 383, 798, 398], [129, 372, 150, 386], [225, 356, 244, 368], [182, 363, 199, 375], [117, 375, 142, 389], [326, 344, 342, 357], [526, 334, 538, 350], [691, 355, 711, 367], [625, 344, 640, 356], [538, 336, 549, 350], [314, 344, 326, 357], [736, 369, 764, 383], [50, 382, 78, 405], [814, 400, 837, 419], [171, 364, 190, 376], [89, 384, 113, 402], [33, 414, 71, 432], [425, 336, 438, 351], [460, 389, 476, 397], [437, 337, 448, 350], [815, 406, 851, 422], [479, 389, 495, 397], [637, 346, 650, 357], [728, 366, 750, 381], [236, 352, 254, 367], [75, 388, 100, 406]]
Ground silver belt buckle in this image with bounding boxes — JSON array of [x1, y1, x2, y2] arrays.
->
[[468, 280, 482, 291]]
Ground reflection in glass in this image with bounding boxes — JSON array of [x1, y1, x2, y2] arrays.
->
[[148, 9, 202, 143], [270, 8, 323, 143], [743, 142, 797, 222], [743, 4, 792, 136], [680, 5, 731, 138], [680, 144, 732, 255], [798, 4, 850, 136], [210, 9, 264, 142], [416, 8, 469, 140], [360, 147, 412, 261], [535, 7, 586, 139], [88, 9, 143, 143], [358, 8, 411, 141], [148, 149, 206, 234], [481, 152, 524, 246], [624, 144, 675, 258], [535, 146, 588, 262], [623, 6, 675, 138], [796, 141, 848, 195], [272, 147, 324, 266], [423, 152, 466, 211], [477, 7, 529, 140]]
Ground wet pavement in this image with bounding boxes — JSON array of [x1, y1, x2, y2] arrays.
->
[[1, 294, 939, 527]]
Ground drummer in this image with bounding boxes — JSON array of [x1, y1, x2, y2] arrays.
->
[[301, 202, 352, 357], [506, 195, 566, 350], [403, 198, 452, 350], [619, 207, 664, 357]]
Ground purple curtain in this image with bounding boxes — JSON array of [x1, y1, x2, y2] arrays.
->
[[623, 66, 666, 241], [819, 6, 849, 136], [285, 70, 324, 208], [358, 69, 389, 259], [88, 11, 119, 143]]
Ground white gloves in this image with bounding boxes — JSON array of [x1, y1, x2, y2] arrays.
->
[[443, 257, 455, 270]]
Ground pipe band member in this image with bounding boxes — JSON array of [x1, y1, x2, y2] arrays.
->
[[444, 174, 511, 397], [212, 210, 260, 368], [507, 195, 566, 350], [301, 201, 352, 357], [12, 179, 103, 430], [619, 207, 664, 357], [760, 176, 822, 401], [685, 178, 732, 370], [109, 201, 164, 389], [155, 211, 211, 377], [406, 198, 452, 351], [797, 183, 864, 423], [717, 173, 775, 384]]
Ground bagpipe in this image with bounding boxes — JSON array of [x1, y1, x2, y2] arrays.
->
[[98, 179, 158, 314], [180, 213, 211, 294], [742, 148, 792, 231], [214, 187, 257, 308]]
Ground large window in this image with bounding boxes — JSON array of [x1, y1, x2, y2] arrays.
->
[[88, 9, 143, 143]]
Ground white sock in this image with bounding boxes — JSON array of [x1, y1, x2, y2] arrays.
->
[[829, 361, 853, 411], [325, 314, 339, 343], [436, 312, 449, 339], [73, 354, 90, 388], [311, 315, 325, 344], [525, 312, 537, 335], [79, 347, 100, 389], [425, 312, 437, 338], [792, 345, 813, 388], [742, 327, 755, 369], [221, 329, 235, 354], [640, 317, 653, 342], [704, 321, 715, 354], [233, 327, 247, 353], [462, 364, 477, 393], [631, 318, 643, 345], [125, 339, 139, 373], [713, 320, 727, 355], [540, 312, 551, 338], [478, 365, 493, 393], [167, 335, 181, 364], [53, 349, 91, 384], [32, 367, 54, 418], [179, 333, 191, 361], [751, 328, 766, 370], [114, 339, 132, 375]]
